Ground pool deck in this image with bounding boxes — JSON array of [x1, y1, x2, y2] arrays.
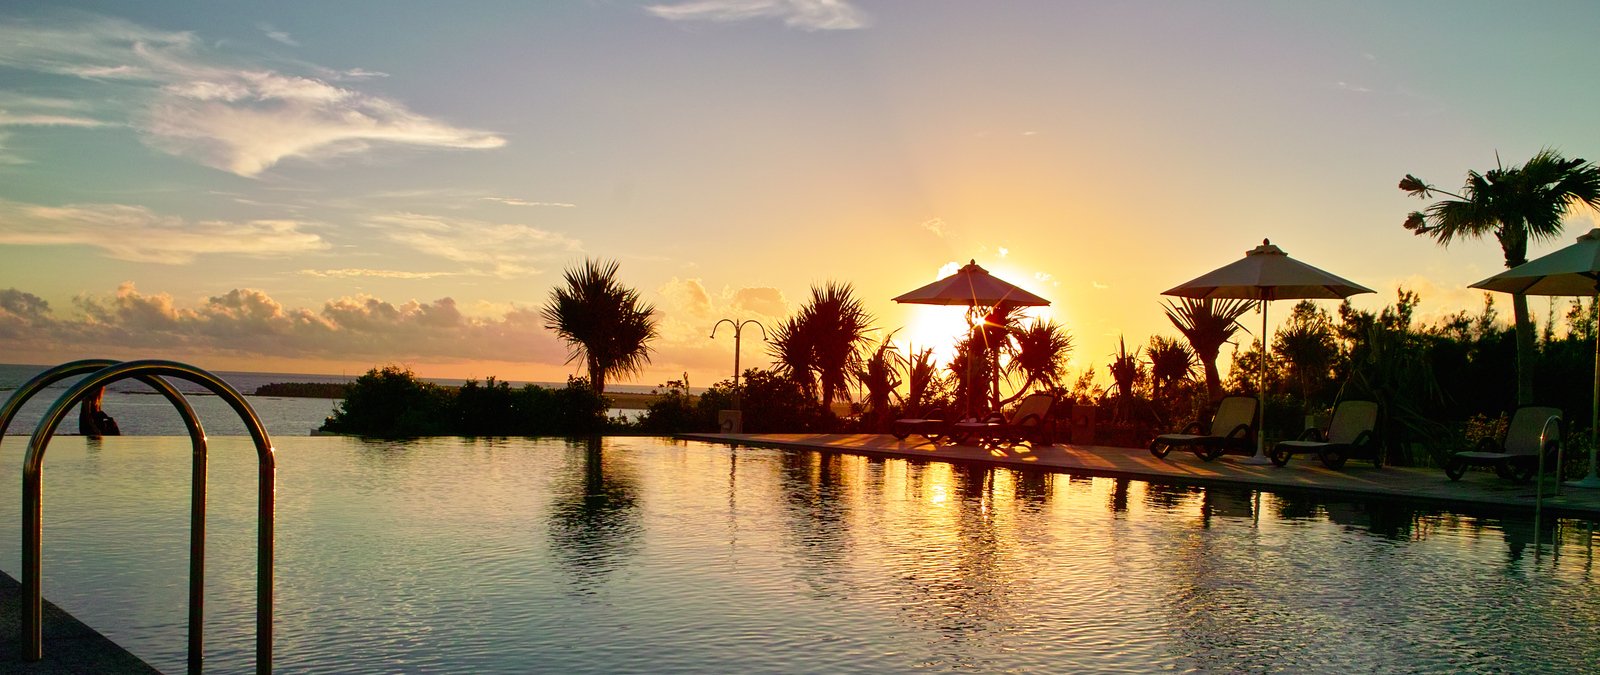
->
[[0, 570, 158, 673], [679, 433, 1600, 518]]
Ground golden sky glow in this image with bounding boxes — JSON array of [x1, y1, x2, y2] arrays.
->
[[3, 3, 1600, 387]]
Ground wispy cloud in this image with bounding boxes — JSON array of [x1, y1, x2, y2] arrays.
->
[[299, 268, 461, 280], [369, 212, 582, 278], [646, 0, 869, 31], [0, 15, 503, 176], [482, 196, 577, 208], [0, 198, 327, 263], [921, 217, 946, 237], [258, 23, 299, 47]]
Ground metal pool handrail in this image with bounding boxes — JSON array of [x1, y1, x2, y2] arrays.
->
[[15, 360, 276, 674], [1534, 414, 1563, 550]]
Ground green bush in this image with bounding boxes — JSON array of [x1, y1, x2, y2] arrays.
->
[[321, 367, 611, 438]]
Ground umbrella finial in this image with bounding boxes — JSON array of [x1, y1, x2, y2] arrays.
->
[[1263, 238, 1270, 246]]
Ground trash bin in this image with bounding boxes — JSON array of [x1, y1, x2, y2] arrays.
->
[[1070, 405, 1097, 445], [718, 410, 743, 433]]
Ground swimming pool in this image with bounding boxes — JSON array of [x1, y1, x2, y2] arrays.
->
[[1, 436, 1596, 673]]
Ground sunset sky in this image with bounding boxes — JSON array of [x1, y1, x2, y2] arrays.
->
[[3, 1, 1599, 389]]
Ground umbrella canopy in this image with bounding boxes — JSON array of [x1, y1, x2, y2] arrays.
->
[[1164, 240, 1375, 300], [1162, 239, 1374, 464], [1471, 228, 1600, 295], [1471, 227, 1600, 489], [893, 260, 1050, 307]]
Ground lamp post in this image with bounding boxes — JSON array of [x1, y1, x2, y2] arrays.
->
[[711, 319, 766, 411]]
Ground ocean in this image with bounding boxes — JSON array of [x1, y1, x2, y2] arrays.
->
[[0, 363, 665, 437]]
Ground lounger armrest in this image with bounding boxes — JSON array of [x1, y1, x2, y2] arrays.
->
[[1181, 421, 1204, 435], [1351, 430, 1373, 448], [1475, 437, 1500, 453], [1224, 423, 1251, 440], [1297, 428, 1325, 442], [1016, 413, 1044, 427]]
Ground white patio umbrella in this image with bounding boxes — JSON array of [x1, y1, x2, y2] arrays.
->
[[894, 260, 1050, 415], [1471, 227, 1600, 488], [1164, 239, 1375, 464]]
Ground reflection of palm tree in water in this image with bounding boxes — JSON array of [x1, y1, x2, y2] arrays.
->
[[547, 437, 642, 591], [775, 450, 854, 595]]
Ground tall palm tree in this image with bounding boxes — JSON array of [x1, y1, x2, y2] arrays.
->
[[1401, 149, 1600, 403], [541, 259, 659, 395], [768, 316, 818, 401], [768, 282, 874, 410], [1162, 297, 1254, 402]]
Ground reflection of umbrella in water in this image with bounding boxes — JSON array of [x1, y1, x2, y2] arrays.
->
[[1471, 227, 1600, 488], [893, 260, 1050, 414], [1164, 239, 1375, 463]]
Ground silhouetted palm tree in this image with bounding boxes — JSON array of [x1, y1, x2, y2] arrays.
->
[[1146, 335, 1195, 403], [1162, 297, 1253, 402], [768, 316, 818, 401], [768, 282, 874, 410], [541, 259, 659, 395], [1272, 300, 1336, 406], [1401, 149, 1600, 403], [1107, 336, 1144, 423], [855, 330, 904, 428], [1005, 318, 1073, 401]]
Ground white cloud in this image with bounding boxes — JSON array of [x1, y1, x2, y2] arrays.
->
[[0, 15, 504, 176], [370, 212, 582, 278], [0, 282, 567, 364], [921, 217, 945, 237], [1092, 281, 1109, 290], [483, 196, 578, 208], [998, 247, 1009, 258], [646, 0, 869, 31], [0, 111, 110, 127], [258, 23, 299, 47], [0, 198, 326, 263], [299, 268, 461, 280]]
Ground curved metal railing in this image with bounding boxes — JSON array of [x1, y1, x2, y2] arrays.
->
[[1, 359, 275, 673]]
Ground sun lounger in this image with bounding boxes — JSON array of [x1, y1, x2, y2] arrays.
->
[[1269, 400, 1380, 468], [891, 406, 951, 443], [1148, 395, 1258, 461], [949, 393, 1056, 449], [1445, 405, 1563, 482]]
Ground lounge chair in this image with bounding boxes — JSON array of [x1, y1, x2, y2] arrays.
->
[[891, 406, 951, 443], [950, 393, 1056, 449], [1445, 406, 1563, 482], [1269, 400, 1380, 468], [1148, 395, 1258, 461]]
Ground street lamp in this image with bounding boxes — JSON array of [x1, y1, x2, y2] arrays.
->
[[710, 318, 766, 411]]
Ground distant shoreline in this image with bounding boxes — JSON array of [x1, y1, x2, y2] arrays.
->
[[253, 381, 680, 410]]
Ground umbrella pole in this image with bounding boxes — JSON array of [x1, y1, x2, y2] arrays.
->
[[1570, 292, 1600, 488], [1240, 299, 1274, 465]]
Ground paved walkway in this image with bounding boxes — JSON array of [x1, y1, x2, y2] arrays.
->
[[678, 433, 1600, 518]]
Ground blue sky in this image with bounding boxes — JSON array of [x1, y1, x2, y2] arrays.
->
[[2, 1, 1599, 385]]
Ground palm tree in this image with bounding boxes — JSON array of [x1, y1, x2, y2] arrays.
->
[[1401, 149, 1600, 403], [1107, 336, 1145, 423], [541, 259, 659, 395], [855, 330, 905, 429], [768, 282, 874, 410], [1273, 300, 1336, 407], [1004, 318, 1073, 401], [904, 347, 947, 412], [768, 316, 818, 401], [1162, 297, 1254, 402], [1146, 335, 1196, 403]]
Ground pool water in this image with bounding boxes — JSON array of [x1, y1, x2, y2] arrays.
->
[[0, 436, 1596, 673]]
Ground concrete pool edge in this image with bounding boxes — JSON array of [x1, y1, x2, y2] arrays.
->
[[0, 569, 159, 673], [678, 433, 1600, 519]]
